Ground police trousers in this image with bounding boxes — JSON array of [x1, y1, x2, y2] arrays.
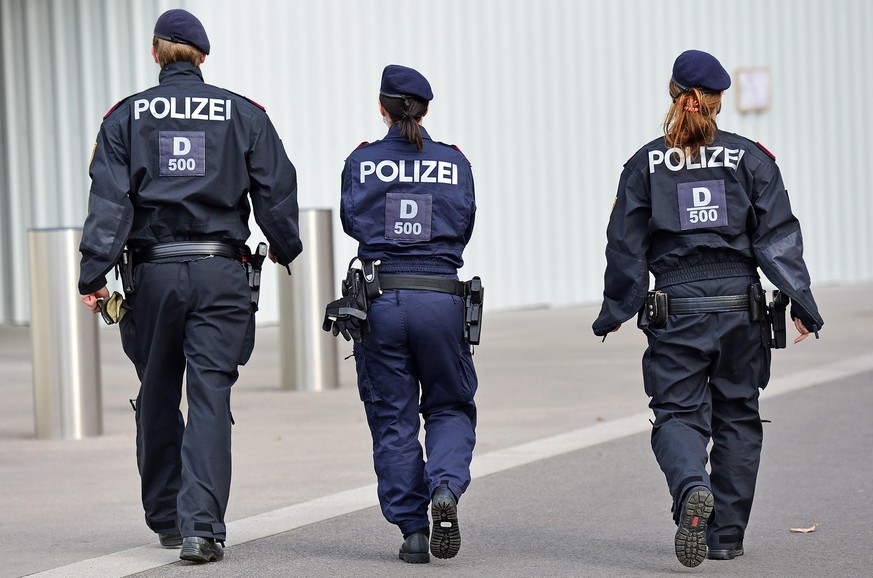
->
[[119, 256, 254, 541], [641, 276, 770, 550], [354, 287, 478, 536]]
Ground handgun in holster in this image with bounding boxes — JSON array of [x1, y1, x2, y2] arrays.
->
[[244, 242, 268, 310], [116, 247, 135, 295], [749, 283, 767, 322], [464, 276, 484, 345], [766, 289, 789, 349]]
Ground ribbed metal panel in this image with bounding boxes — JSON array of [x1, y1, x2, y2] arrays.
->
[[1, 0, 871, 324]]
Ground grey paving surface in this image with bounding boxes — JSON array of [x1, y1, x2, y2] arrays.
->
[[1, 281, 871, 577], [131, 374, 873, 578]]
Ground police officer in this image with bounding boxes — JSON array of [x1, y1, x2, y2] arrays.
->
[[335, 64, 478, 563], [592, 50, 823, 568], [78, 9, 302, 563]]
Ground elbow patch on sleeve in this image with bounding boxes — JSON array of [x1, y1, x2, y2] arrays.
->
[[268, 190, 299, 225], [758, 230, 810, 292], [80, 194, 128, 254], [604, 245, 648, 307]]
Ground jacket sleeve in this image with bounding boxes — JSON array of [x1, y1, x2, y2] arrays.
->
[[592, 168, 651, 336], [751, 163, 823, 330], [463, 167, 476, 245], [78, 118, 134, 295], [339, 158, 355, 239], [248, 114, 303, 266]]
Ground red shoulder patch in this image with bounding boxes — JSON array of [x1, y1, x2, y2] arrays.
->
[[756, 141, 776, 160], [225, 90, 266, 111], [356, 141, 369, 149], [103, 100, 123, 119], [244, 97, 266, 111]]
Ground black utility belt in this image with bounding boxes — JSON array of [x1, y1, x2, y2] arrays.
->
[[378, 274, 465, 296], [118, 241, 266, 304], [134, 241, 242, 262], [645, 290, 752, 327], [668, 294, 750, 314]]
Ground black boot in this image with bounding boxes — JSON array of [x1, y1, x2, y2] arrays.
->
[[708, 540, 744, 560], [430, 482, 461, 559], [399, 529, 430, 564], [674, 486, 714, 568], [179, 537, 224, 563], [158, 532, 182, 548]]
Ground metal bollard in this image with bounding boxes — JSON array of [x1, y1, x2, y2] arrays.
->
[[278, 209, 339, 391], [28, 228, 102, 439]]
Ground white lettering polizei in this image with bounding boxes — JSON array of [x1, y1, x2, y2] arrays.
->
[[648, 146, 746, 173], [359, 159, 459, 184], [132, 97, 232, 121]]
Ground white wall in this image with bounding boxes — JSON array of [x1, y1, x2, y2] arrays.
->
[[1, 0, 871, 324]]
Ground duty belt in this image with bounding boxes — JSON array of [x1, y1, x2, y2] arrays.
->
[[669, 294, 750, 314], [378, 274, 465, 296], [134, 241, 242, 263]]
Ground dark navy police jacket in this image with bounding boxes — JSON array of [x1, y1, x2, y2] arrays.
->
[[592, 129, 823, 336], [79, 61, 302, 294], [341, 124, 475, 274]]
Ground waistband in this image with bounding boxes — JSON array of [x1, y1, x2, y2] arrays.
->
[[134, 241, 242, 263], [655, 262, 758, 288], [668, 294, 749, 314], [379, 274, 465, 296], [372, 257, 457, 275]]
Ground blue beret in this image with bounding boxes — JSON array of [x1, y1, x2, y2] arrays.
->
[[672, 50, 730, 92], [154, 9, 210, 55], [380, 64, 433, 101]]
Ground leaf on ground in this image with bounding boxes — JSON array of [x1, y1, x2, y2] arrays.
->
[[789, 523, 818, 533]]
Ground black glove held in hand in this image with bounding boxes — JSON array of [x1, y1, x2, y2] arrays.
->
[[322, 264, 370, 343], [322, 295, 369, 342]]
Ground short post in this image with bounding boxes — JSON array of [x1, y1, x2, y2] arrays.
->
[[28, 228, 102, 439], [278, 209, 339, 391]]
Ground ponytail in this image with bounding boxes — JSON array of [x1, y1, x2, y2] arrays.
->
[[380, 94, 428, 151], [663, 81, 723, 152]]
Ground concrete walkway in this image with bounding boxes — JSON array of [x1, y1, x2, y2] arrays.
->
[[1, 282, 870, 577]]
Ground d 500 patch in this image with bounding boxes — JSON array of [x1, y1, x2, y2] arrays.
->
[[159, 131, 205, 176], [385, 193, 432, 241], [677, 179, 728, 229]]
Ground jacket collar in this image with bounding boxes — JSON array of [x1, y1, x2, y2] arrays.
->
[[158, 61, 204, 85], [384, 123, 432, 142]]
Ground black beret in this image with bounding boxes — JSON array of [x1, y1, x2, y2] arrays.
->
[[380, 64, 433, 101], [154, 9, 210, 55], [672, 50, 730, 92]]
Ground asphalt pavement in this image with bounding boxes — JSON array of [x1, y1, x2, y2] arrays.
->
[[1, 281, 871, 577]]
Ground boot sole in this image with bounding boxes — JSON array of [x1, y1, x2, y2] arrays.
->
[[431, 499, 461, 559], [674, 488, 714, 568]]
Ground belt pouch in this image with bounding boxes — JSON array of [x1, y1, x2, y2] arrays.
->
[[645, 290, 668, 327]]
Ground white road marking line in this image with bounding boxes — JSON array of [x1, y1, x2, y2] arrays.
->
[[31, 353, 873, 577]]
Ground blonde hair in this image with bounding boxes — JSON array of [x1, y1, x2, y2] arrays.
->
[[663, 81, 723, 152], [152, 36, 204, 68]]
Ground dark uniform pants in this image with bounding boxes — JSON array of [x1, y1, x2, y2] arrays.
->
[[119, 257, 254, 541], [641, 276, 770, 550], [354, 287, 478, 536]]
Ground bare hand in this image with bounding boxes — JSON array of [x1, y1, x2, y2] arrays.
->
[[80, 286, 110, 313], [268, 247, 278, 263], [793, 317, 811, 344]]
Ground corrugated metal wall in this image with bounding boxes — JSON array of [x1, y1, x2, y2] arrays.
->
[[1, 0, 871, 325]]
